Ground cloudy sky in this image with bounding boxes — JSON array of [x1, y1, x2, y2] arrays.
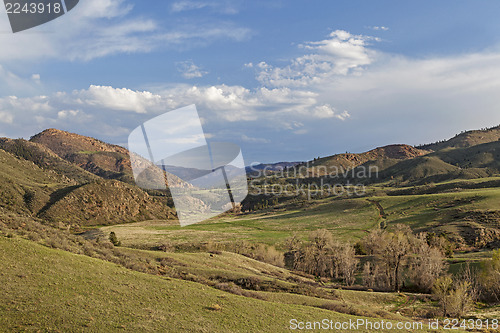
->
[[1, 0, 500, 163]]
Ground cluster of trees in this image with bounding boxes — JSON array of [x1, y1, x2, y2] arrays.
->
[[283, 226, 500, 318], [248, 198, 279, 211], [285, 230, 359, 286], [359, 225, 448, 293], [285, 226, 450, 292]]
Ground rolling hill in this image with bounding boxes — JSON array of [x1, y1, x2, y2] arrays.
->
[[0, 138, 174, 229], [30, 128, 191, 189], [419, 125, 500, 151], [305, 144, 429, 177], [0, 137, 99, 185], [3, 236, 404, 333], [373, 140, 500, 185], [1, 126, 499, 331], [30, 128, 136, 184]]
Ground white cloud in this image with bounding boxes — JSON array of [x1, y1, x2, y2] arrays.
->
[[171, 0, 240, 14], [369, 26, 389, 31], [0, 111, 13, 124], [0, 0, 157, 62], [0, 65, 42, 96], [241, 134, 270, 144], [255, 30, 378, 87], [335, 110, 351, 121], [0, 79, 348, 143], [57, 110, 80, 119], [311, 105, 335, 119], [158, 23, 252, 49], [177, 61, 208, 79], [4, 29, 500, 162], [0, 0, 251, 62], [309, 105, 350, 120], [75, 85, 163, 114]]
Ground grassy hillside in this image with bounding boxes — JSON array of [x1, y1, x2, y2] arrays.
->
[[39, 179, 174, 228], [369, 141, 500, 185], [30, 128, 136, 183], [0, 236, 441, 332], [305, 145, 429, 177], [419, 125, 500, 151], [30, 128, 187, 188], [0, 138, 98, 184], [0, 143, 174, 229], [0, 148, 63, 215]]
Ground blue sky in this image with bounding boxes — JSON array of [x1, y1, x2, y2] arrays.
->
[[1, 0, 500, 164]]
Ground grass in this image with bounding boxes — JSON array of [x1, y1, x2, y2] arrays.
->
[[103, 197, 382, 250], [0, 236, 444, 332], [103, 182, 500, 251]]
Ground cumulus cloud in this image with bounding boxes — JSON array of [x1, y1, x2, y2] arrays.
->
[[0, 78, 349, 144], [57, 110, 80, 119], [177, 61, 209, 79], [255, 30, 378, 87], [74, 85, 163, 113], [310, 105, 350, 120]]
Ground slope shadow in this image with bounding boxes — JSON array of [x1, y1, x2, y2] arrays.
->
[[37, 184, 85, 217]]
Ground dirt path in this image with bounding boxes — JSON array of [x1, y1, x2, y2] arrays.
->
[[366, 199, 387, 219]]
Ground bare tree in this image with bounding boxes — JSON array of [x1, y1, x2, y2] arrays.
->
[[408, 235, 448, 292], [362, 228, 385, 255], [377, 225, 412, 292], [338, 245, 359, 286]]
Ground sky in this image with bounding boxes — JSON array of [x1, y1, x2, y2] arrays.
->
[[1, 0, 500, 164]]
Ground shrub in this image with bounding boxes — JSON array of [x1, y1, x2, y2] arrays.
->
[[208, 304, 222, 311], [109, 231, 121, 246]]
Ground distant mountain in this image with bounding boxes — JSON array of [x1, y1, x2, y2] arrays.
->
[[246, 162, 303, 174], [418, 125, 500, 151]]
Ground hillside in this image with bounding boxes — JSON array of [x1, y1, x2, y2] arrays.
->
[[39, 179, 173, 228], [419, 125, 500, 151], [307, 144, 429, 176], [0, 237, 358, 332], [30, 128, 136, 183], [0, 142, 174, 228], [1, 126, 499, 331], [30, 128, 189, 188], [0, 138, 98, 185], [0, 148, 61, 215], [374, 140, 500, 185]]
